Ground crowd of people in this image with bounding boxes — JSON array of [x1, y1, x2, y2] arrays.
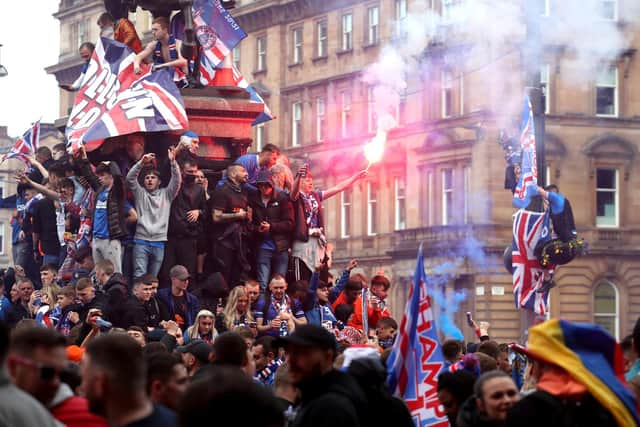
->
[[0, 133, 636, 426]]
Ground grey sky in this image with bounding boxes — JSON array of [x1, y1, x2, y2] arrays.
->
[[0, 2, 60, 136]]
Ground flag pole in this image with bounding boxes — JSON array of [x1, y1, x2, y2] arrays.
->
[[521, 0, 546, 344]]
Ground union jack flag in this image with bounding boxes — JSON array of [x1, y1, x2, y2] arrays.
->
[[66, 38, 188, 153], [387, 245, 448, 427], [512, 209, 552, 315], [192, 0, 246, 68], [513, 95, 538, 209], [231, 64, 274, 126], [1, 120, 40, 163]]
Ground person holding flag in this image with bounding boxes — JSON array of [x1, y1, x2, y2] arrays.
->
[[386, 244, 449, 426], [134, 17, 189, 88]]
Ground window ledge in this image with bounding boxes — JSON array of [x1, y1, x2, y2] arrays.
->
[[336, 48, 353, 57], [252, 69, 267, 77], [312, 55, 328, 63], [363, 42, 379, 50], [287, 62, 303, 69]]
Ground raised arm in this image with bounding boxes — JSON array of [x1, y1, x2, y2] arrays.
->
[[15, 172, 59, 201], [134, 42, 155, 75], [24, 154, 49, 181], [322, 170, 367, 200], [166, 147, 182, 200]]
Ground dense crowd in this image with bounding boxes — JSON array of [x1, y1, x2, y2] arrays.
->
[[0, 111, 637, 427]]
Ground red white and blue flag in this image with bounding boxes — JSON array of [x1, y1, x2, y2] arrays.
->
[[192, 0, 246, 68], [513, 95, 538, 209], [66, 37, 188, 153], [387, 245, 448, 427], [1, 120, 40, 163], [231, 64, 274, 126], [512, 209, 552, 315]]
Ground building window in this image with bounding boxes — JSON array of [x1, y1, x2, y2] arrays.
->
[[255, 123, 265, 151], [367, 87, 377, 133], [316, 97, 326, 142], [463, 167, 470, 224], [397, 89, 407, 125], [427, 171, 434, 226], [540, 64, 550, 114], [0, 178, 5, 199], [340, 190, 351, 238], [395, 177, 406, 230], [367, 182, 378, 236], [540, 0, 550, 16], [232, 46, 241, 69], [0, 222, 4, 255], [292, 28, 303, 64], [256, 36, 267, 71], [596, 168, 618, 227], [596, 65, 617, 116], [341, 91, 351, 138], [342, 14, 353, 51], [367, 6, 379, 45], [442, 169, 453, 225], [441, 70, 453, 118], [594, 281, 619, 339], [316, 21, 328, 57], [459, 73, 465, 115], [78, 20, 87, 46], [291, 102, 302, 147], [600, 0, 617, 20], [394, 0, 407, 37], [443, 0, 464, 22]]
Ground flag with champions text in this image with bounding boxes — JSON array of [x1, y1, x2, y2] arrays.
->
[[387, 245, 449, 427], [66, 37, 189, 153]]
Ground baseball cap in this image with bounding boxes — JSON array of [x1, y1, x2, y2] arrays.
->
[[273, 325, 337, 352], [177, 340, 212, 364], [170, 265, 190, 280], [256, 170, 273, 186]]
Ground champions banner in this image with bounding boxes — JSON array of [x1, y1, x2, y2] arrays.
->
[[66, 37, 189, 152], [387, 245, 448, 427]]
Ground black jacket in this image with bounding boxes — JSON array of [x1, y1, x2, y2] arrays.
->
[[5, 302, 32, 327], [168, 181, 206, 238], [249, 190, 294, 252], [506, 390, 617, 427], [293, 369, 367, 427], [76, 158, 128, 240], [101, 273, 129, 328]]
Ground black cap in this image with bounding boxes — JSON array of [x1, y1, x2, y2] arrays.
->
[[273, 325, 337, 352], [256, 170, 273, 186], [177, 339, 212, 364]]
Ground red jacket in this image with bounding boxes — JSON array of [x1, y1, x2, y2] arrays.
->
[[51, 396, 108, 427], [332, 292, 383, 331]]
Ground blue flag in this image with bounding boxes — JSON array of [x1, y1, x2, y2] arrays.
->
[[193, 0, 247, 67], [512, 95, 538, 208], [387, 245, 448, 427]]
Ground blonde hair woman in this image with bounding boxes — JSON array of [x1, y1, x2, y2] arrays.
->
[[185, 309, 217, 344], [221, 286, 255, 332]]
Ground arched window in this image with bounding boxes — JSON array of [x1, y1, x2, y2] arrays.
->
[[593, 281, 619, 339]]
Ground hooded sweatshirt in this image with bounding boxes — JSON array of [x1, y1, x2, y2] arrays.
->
[[126, 158, 181, 241]]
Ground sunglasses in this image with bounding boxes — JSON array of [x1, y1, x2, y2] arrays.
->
[[9, 356, 63, 382]]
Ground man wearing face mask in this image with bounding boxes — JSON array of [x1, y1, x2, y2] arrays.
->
[[160, 158, 206, 286], [127, 148, 181, 280]]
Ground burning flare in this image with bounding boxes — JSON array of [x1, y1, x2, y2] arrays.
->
[[364, 130, 387, 170]]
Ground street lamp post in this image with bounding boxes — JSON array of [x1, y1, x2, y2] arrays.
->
[[0, 44, 7, 77]]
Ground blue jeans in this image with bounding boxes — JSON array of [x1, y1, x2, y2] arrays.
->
[[256, 249, 289, 291], [133, 244, 165, 280]]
